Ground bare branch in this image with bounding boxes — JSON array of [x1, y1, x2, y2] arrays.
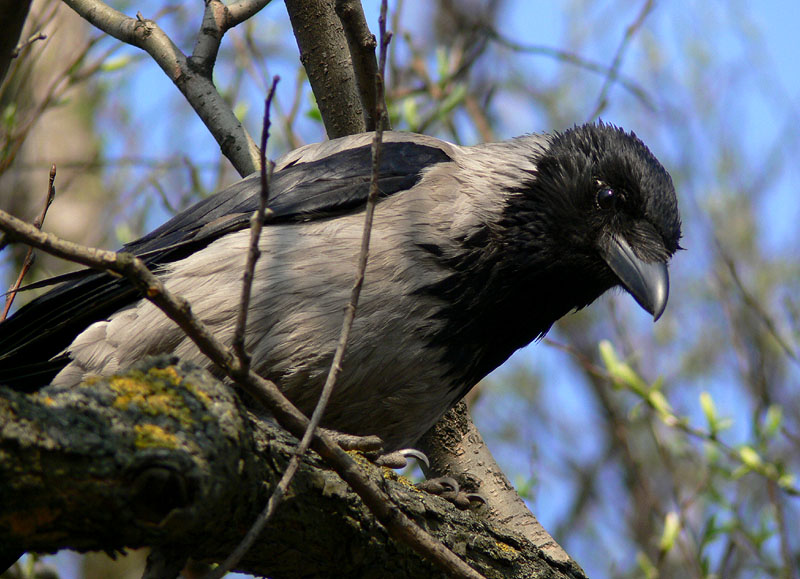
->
[[190, 0, 273, 76], [231, 77, 279, 366], [284, 0, 366, 137], [419, 402, 584, 573], [62, 0, 260, 176], [0, 359, 569, 577], [717, 242, 800, 366], [226, 0, 274, 25], [335, 0, 390, 131], [485, 27, 654, 112], [11, 32, 47, 59], [2, 164, 56, 320], [210, 8, 399, 572], [589, 0, 655, 120], [211, 80, 280, 578]]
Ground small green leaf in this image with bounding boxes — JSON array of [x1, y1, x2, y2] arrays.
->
[[101, 55, 133, 72], [659, 511, 681, 552], [739, 446, 762, 469], [233, 102, 249, 121], [649, 390, 674, 418], [435, 47, 449, 81], [402, 97, 419, 130], [599, 340, 619, 372], [636, 551, 657, 579], [778, 473, 796, 489], [764, 404, 783, 437], [437, 84, 467, 117], [700, 391, 717, 425]]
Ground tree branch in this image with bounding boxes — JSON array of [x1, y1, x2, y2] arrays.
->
[[588, 0, 655, 119], [214, 9, 395, 569], [62, 0, 260, 177], [190, 0, 273, 76], [334, 0, 390, 131], [0, 358, 571, 578], [419, 403, 586, 578], [284, 0, 366, 137]]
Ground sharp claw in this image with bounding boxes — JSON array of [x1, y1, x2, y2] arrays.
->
[[464, 493, 487, 506], [416, 476, 459, 495], [415, 477, 486, 509], [398, 448, 430, 469], [373, 448, 430, 469]]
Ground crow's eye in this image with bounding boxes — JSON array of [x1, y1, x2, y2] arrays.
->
[[596, 187, 625, 212]]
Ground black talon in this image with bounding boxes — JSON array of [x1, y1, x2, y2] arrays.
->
[[398, 448, 430, 469], [375, 448, 430, 469], [416, 476, 459, 495]]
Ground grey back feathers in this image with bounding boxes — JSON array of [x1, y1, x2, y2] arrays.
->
[[0, 124, 681, 450]]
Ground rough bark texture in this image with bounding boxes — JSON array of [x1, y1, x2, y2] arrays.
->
[[0, 357, 580, 578], [334, 0, 390, 131], [419, 403, 586, 577], [284, 0, 367, 138]]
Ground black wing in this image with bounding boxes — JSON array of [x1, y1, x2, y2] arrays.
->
[[0, 140, 452, 389]]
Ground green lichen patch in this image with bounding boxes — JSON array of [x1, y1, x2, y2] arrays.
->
[[109, 367, 196, 429], [133, 423, 179, 449]]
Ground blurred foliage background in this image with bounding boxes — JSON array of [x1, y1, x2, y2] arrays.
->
[[2, 1, 799, 577]]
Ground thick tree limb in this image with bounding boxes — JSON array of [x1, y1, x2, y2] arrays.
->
[[62, 0, 260, 177], [419, 403, 586, 578], [0, 358, 577, 578], [284, 0, 366, 137]]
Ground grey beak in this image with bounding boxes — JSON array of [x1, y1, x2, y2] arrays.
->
[[601, 235, 669, 321]]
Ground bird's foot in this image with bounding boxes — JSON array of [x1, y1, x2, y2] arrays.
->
[[320, 430, 484, 509], [416, 477, 487, 510], [321, 429, 385, 453], [320, 429, 429, 469], [374, 448, 429, 469]]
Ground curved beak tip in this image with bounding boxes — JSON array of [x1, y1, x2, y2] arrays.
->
[[602, 236, 670, 323], [643, 265, 669, 322]]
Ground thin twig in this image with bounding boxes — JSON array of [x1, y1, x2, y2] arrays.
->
[[62, 0, 260, 176], [485, 26, 654, 111], [2, 164, 56, 320], [589, 0, 655, 120], [1, 34, 101, 176], [231, 76, 279, 366], [546, 336, 800, 497], [717, 243, 800, 366], [207, 7, 396, 576], [11, 32, 47, 59], [302, 0, 392, 484]]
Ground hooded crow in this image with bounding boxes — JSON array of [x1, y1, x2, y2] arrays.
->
[[0, 122, 681, 450]]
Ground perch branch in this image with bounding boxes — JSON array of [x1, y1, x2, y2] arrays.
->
[[62, 0, 260, 176]]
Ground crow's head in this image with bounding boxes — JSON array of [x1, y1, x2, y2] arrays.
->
[[501, 122, 682, 321]]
